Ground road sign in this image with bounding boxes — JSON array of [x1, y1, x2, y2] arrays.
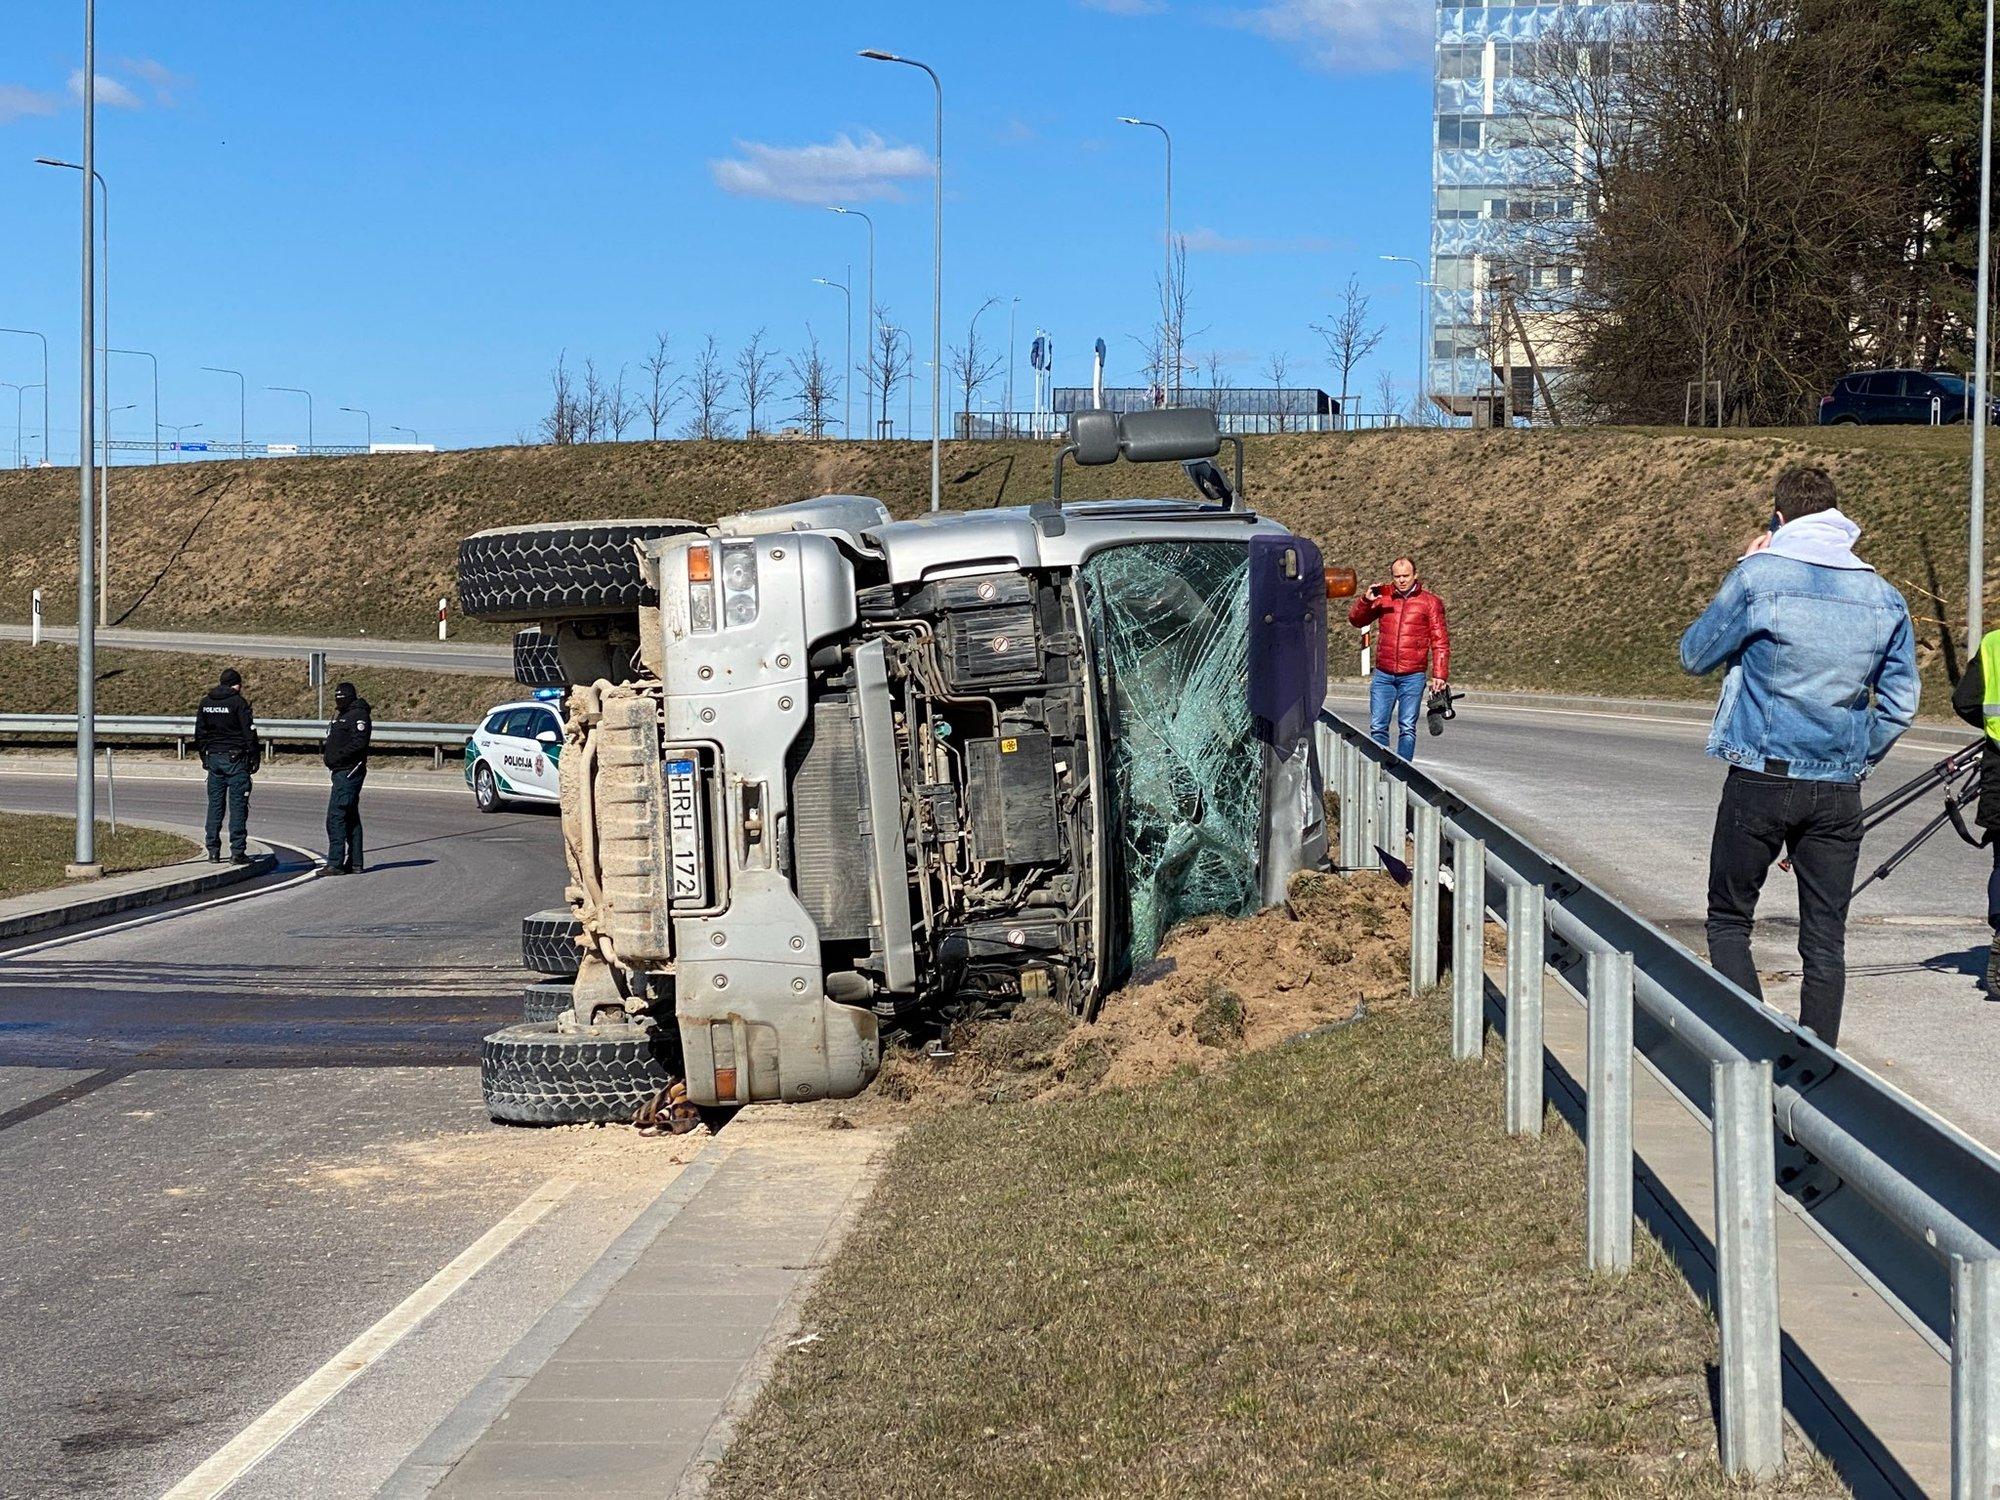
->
[[175, 441, 209, 452], [265, 443, 299, 456], [307, 650, 327, 687]]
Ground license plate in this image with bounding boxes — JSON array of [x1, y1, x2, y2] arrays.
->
[[664, 757, 709, 905]]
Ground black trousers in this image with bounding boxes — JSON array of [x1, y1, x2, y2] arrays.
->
[[326, 765, 366, 869], [203, 753, 252, 856], [1705, 766, 1863, 1044]]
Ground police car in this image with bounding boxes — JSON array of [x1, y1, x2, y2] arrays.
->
[[465, 690, 564, 812]]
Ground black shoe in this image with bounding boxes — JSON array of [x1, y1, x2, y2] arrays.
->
[[320, 863, 350, 877], [206, 849, 222, 864], [1986, 933, 2000, 994], [343, 863, 363, 875], [230, 852, 252, 866]]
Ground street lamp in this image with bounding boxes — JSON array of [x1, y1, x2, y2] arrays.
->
[[812, 277, 852, 440], [0, 330, 49, 464], [202, 368, 247, 459], [1380, 255, 1430, 421], [1118, 117, 1174, 399], [268, 386, 314, 453], [108, 349, 158, 464], [66, 0, 99, 875], [961, 297, 1000, 436], [1970, 0, 1995, 651], [389, 424, 419, 443], [164, 420, 202, 460], [340, 405, 372, 448], [859, 48, 943, 509], [829, 206, 874, 442], [37, 155, 112, 623]]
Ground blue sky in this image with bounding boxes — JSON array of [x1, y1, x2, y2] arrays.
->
[[0, 0, 1435, 459]]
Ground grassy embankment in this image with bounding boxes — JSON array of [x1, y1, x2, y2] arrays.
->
[[709, 871, 1838, 1498], [0, 811, 192, 900], [0, 425, 1989, 705], [0, 644, 514, 725]]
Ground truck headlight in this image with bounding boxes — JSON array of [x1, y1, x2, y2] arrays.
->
[[718, 541, 759, 627]]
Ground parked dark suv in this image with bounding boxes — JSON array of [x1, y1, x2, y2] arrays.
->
[[1819, 369, 1995, 425]]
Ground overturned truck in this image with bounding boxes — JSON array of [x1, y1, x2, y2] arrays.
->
[[462, 408, 1354, 1123]]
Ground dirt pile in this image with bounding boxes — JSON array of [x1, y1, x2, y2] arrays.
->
[[864, 869, 1411, 1113]]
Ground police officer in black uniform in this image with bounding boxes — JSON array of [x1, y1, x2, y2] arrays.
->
[[193, 667, 258, 862], [321, 681, 372, 875]]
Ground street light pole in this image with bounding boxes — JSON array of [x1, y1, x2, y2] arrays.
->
[[268, 386, 313, 453], [340, 406, 372, 448], [203, 367, 246, 459], [1119, 117, 1174, 399], [38, 157, 111, 621], [812, 277, 852, 440], [108, 349, 157, 464], [829, 207, 874, 442], [860, 49, 943, 509], [1971, 0, 1995, 652], [1379, 255, 1430, 419], [389, 425, 418, 443], [70, 0, 99, 876], [0, 330, 49, 463], [1007, 296, 1020, 426], [165, 420, 201, 460]]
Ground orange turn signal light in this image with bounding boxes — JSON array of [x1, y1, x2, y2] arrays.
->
[[1324, 566, 1358, 600], [687, 545, 714, 582]]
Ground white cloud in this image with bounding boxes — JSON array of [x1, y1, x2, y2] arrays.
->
[[67, 70, 143, 109], [710, 131, 930, 205], [1229, 0, 1432, 73], [0, 84, 59, 124], [115, 56, 193, 107], [1081, 0, 1168, 15], [1182, 226, 1345, 255]]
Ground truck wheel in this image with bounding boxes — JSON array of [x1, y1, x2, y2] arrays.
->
[[522, 907, 584, 974], [523, 979, 573, 1024], [457, 519, 703, 623], [481, 1021, 681, 1125], [513, 628, 564, 687]]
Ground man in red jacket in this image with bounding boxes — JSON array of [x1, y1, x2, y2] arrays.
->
[[1348, 555, 1451, 760]]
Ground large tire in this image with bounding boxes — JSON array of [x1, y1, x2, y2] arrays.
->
[[457, 519, 703, 623], [473, 761, 505, 813], [522, 907, 584, 974], [481, 1021, 680, 1125], [523, 979, 573, 1024], [513, 628, 564, 687]]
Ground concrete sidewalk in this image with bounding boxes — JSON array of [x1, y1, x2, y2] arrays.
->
[[384, 1107, 893, 1498], [0, 829, 278, 940]]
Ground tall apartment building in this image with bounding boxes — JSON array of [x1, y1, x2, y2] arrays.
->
[[1430, 1, 1641, 419]]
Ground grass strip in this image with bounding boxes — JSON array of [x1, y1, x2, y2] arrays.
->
[[711, 991, 1840, 1497], [0, 812, 195, 901]]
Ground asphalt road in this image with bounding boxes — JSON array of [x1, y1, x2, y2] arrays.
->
[[1332, 690, 2000, 1150], [0, 768, 699, 1500], [0, 625, 510, 676]]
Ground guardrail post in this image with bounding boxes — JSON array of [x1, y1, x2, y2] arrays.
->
[[1410, 800, 1441, 995], [1449, 832, 1485, 1061], [1954, 1255, 2000, 1500], [1712, 1059, 1783, 1481], [1357, 755, 1383, 872], [1386, 777, 1409, 860], [1504, 881, 1545, 1137], [1334, 737, 1358, 871], [1586, 950, 1634, 1273]]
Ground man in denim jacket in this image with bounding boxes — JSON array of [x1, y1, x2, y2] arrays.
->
[[1679, 465, 1918, 1045]]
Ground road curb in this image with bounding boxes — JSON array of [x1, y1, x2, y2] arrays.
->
[[0, 821, 279, 941]]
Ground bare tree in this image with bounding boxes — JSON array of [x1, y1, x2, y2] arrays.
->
[[1373, 370, 1404, 425], [1158, 237, 1194, 402], [540, 352, 581, 446], [683, 335, 735, 440], [607, 365, 637, 440], [736, 328, 779, 438], [1199, 349, 1234, 395], [865, 307, 911, 439], [788, 327, 839, 438], [1311, 276, 1386, 429], [578, 358, 609, 442], [948, 297, 1005, 436], [1263, 350, 1291, 432], [641, 332, 677, 440]]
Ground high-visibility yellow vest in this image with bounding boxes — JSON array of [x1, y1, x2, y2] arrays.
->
[[1982, 629, 2000, 745]]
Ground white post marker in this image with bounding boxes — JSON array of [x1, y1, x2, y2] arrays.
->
[[30, 587, 41, 647], [437, 596, 448, 641], [1360, 628, 1372, 679]]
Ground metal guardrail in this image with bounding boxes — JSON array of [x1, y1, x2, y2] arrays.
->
[[0, 713, 473, 766], [1320, 709, 2000, 1492]]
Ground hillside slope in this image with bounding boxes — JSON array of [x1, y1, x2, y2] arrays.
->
[[0, 426, 1989, 701]]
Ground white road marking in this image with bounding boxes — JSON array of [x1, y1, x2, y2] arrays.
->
[[158, 1177, 576, 1500]]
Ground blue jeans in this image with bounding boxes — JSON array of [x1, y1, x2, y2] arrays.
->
[[1369, 669, 1428, 761]]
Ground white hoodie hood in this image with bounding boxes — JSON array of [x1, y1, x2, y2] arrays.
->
[[1760, 507, 1874, 572]]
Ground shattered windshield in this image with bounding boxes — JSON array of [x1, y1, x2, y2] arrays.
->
[[1081, 541, 1260, 976]]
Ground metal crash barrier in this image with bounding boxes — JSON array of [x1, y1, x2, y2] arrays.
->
[[1321, 709, 2000, 1493], [0, 713, 474, 769]]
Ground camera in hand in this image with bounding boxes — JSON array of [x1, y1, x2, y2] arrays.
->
[[1426, 685, 1462, 737]]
